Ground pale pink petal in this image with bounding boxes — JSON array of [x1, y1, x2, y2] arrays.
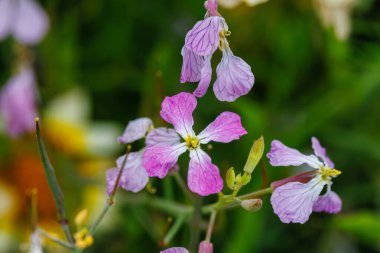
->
[[193, 55, 212, 98], [267, 140, 323, 169], [311, 137, 335, 168], [198, 241, 213, 253], [160, 92, 196, 138], [0, 0, 13, 40], [106, 151, 148, 194], [213, 48, 254, 102], [271, 177, 325, 224], [187, 149, 223, 196], [313, 191, 342, 214], [180, 47, 203, 83], [185, 16, 223, 56], [160, 247, 189, 253], [145, 127, 180, 147], [198, 111, 247, 144], [0, 66, 38, 137], [117, 117, 153, 144], [12, 0, 49, 45], [143, 143, 187, 178], [205, 0, 219, 16]]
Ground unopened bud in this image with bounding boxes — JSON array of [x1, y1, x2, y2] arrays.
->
[[226, 167, 235, 190], [243, 136, 264, 174], [241, 199, 262, 212], [235, 173, 242, 186], [241, 173, 251, 186], [198, 240, 213, 253]]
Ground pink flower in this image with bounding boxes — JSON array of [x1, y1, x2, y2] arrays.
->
[[107, 118, 180, 194], [0, 0, 49, 45], [180, 0, 254, 102], [143, 92, 247, 196], [267, 137, 342, 224], [0, 66, 38, 137], [160, 247, 189, 253]]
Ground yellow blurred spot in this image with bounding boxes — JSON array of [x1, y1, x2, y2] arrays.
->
[[74, 228, 93, 249], [75, 209, 89, 227]]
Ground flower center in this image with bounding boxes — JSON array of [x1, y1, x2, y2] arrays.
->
[[185, 135, 199, 150], [320, 166, 341, 181]]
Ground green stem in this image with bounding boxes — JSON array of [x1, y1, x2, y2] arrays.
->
[[89, 201, 111, 235], [173, 172, 194, 202], [38, 228, 75, 249], [35, 119, 74, 244], [163, 214, 186, 245]]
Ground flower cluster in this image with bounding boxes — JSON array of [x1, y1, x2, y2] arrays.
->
[[181, 0, 254, 102]]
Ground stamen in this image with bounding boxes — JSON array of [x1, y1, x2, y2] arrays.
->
[[185, 134, 199, 150]]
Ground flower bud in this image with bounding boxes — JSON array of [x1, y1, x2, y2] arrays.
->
[[241, 199, 262, 212], [226, 167, 235, 190], [198, 240, 213, 253], [243, 136, 264, 174]]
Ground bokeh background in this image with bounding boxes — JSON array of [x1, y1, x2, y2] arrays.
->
[[0, 0, 380, 252]]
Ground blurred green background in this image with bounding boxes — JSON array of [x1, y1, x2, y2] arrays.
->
[[0, 0, 380, 252]]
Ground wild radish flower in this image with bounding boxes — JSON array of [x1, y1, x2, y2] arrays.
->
[[181, 0, 254, 102], [0, 66, 38, 137], [0, 0, 49, 45], [160, 247, 189, 253], [268, 137, 342, 224], [143, 92, 247, 196], [107, 118, 179, 194]]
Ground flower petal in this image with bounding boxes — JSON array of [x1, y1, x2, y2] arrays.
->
[[213, 48, 254, 102], [12, 0, 49, 45], [160, 247, 189, 253], [0, 0, 12, 40], [160, 92, 196, 138], [267, 140, 323, 169], [185, 16, 222, 56], [311, 137, 335, 168], [205, 0, 219, 16], [106, 151, 148, 194], [180, 47, 203, 83], [145, 127, 181, 147], [198, 111, 247, 144], [188, 149, 223, 196], [117, 117, 153, 144], [193, 55, 212, 98], [143, 143, 187, 178], [0, 67, 38, 137], [271, 177, 325, 224], [313, 191, 342, 214]]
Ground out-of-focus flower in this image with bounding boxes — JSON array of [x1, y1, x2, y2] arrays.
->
[[143, 92, 247, 196], [181, 0, 254, 102], [198, 241, 213, 253], [28, 230, 42, 253], [160, 247, 189, 253], [0, 0, 49, 45], [268, 137, 342, 224], [314, 0, 357, 40], [0, 66, 38, 138], [74, 228, 93, 250], [218, 0, 268, 9]]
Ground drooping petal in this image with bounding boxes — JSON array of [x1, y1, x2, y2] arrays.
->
[[213, 48, 255, 102], [0, 0, 12, 40], [267, 140, 323, 169], [117, 117, 153, 144], [106, 151, 149, 195], [160, 247, 189, 253], [0, 66, 38, 137], [143, 143, 187, 178], [145, 127, 180, 147], [187, 149, 223, 196], [271, 177, 325, 224], [185, 16, 223, 56], [12, 0, 49, 45], [180, 47, 203, 83], [313, 191, 342, 214], [198, 111, 247, 144], [193, 55, 212, 98], [160, 92, 196, 138], [311, 137, 335, 168]]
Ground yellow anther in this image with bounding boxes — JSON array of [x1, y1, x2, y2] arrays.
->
[[321, 167, 342, 180], [185, 135, 199, 150]]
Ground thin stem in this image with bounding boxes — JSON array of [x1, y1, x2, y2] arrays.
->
[[163, 215, 186, 245], [38, 228, 75, 249], [89, 202, 110, 235], [205, 210, 217, 242], [173, 172, 194, 201]]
